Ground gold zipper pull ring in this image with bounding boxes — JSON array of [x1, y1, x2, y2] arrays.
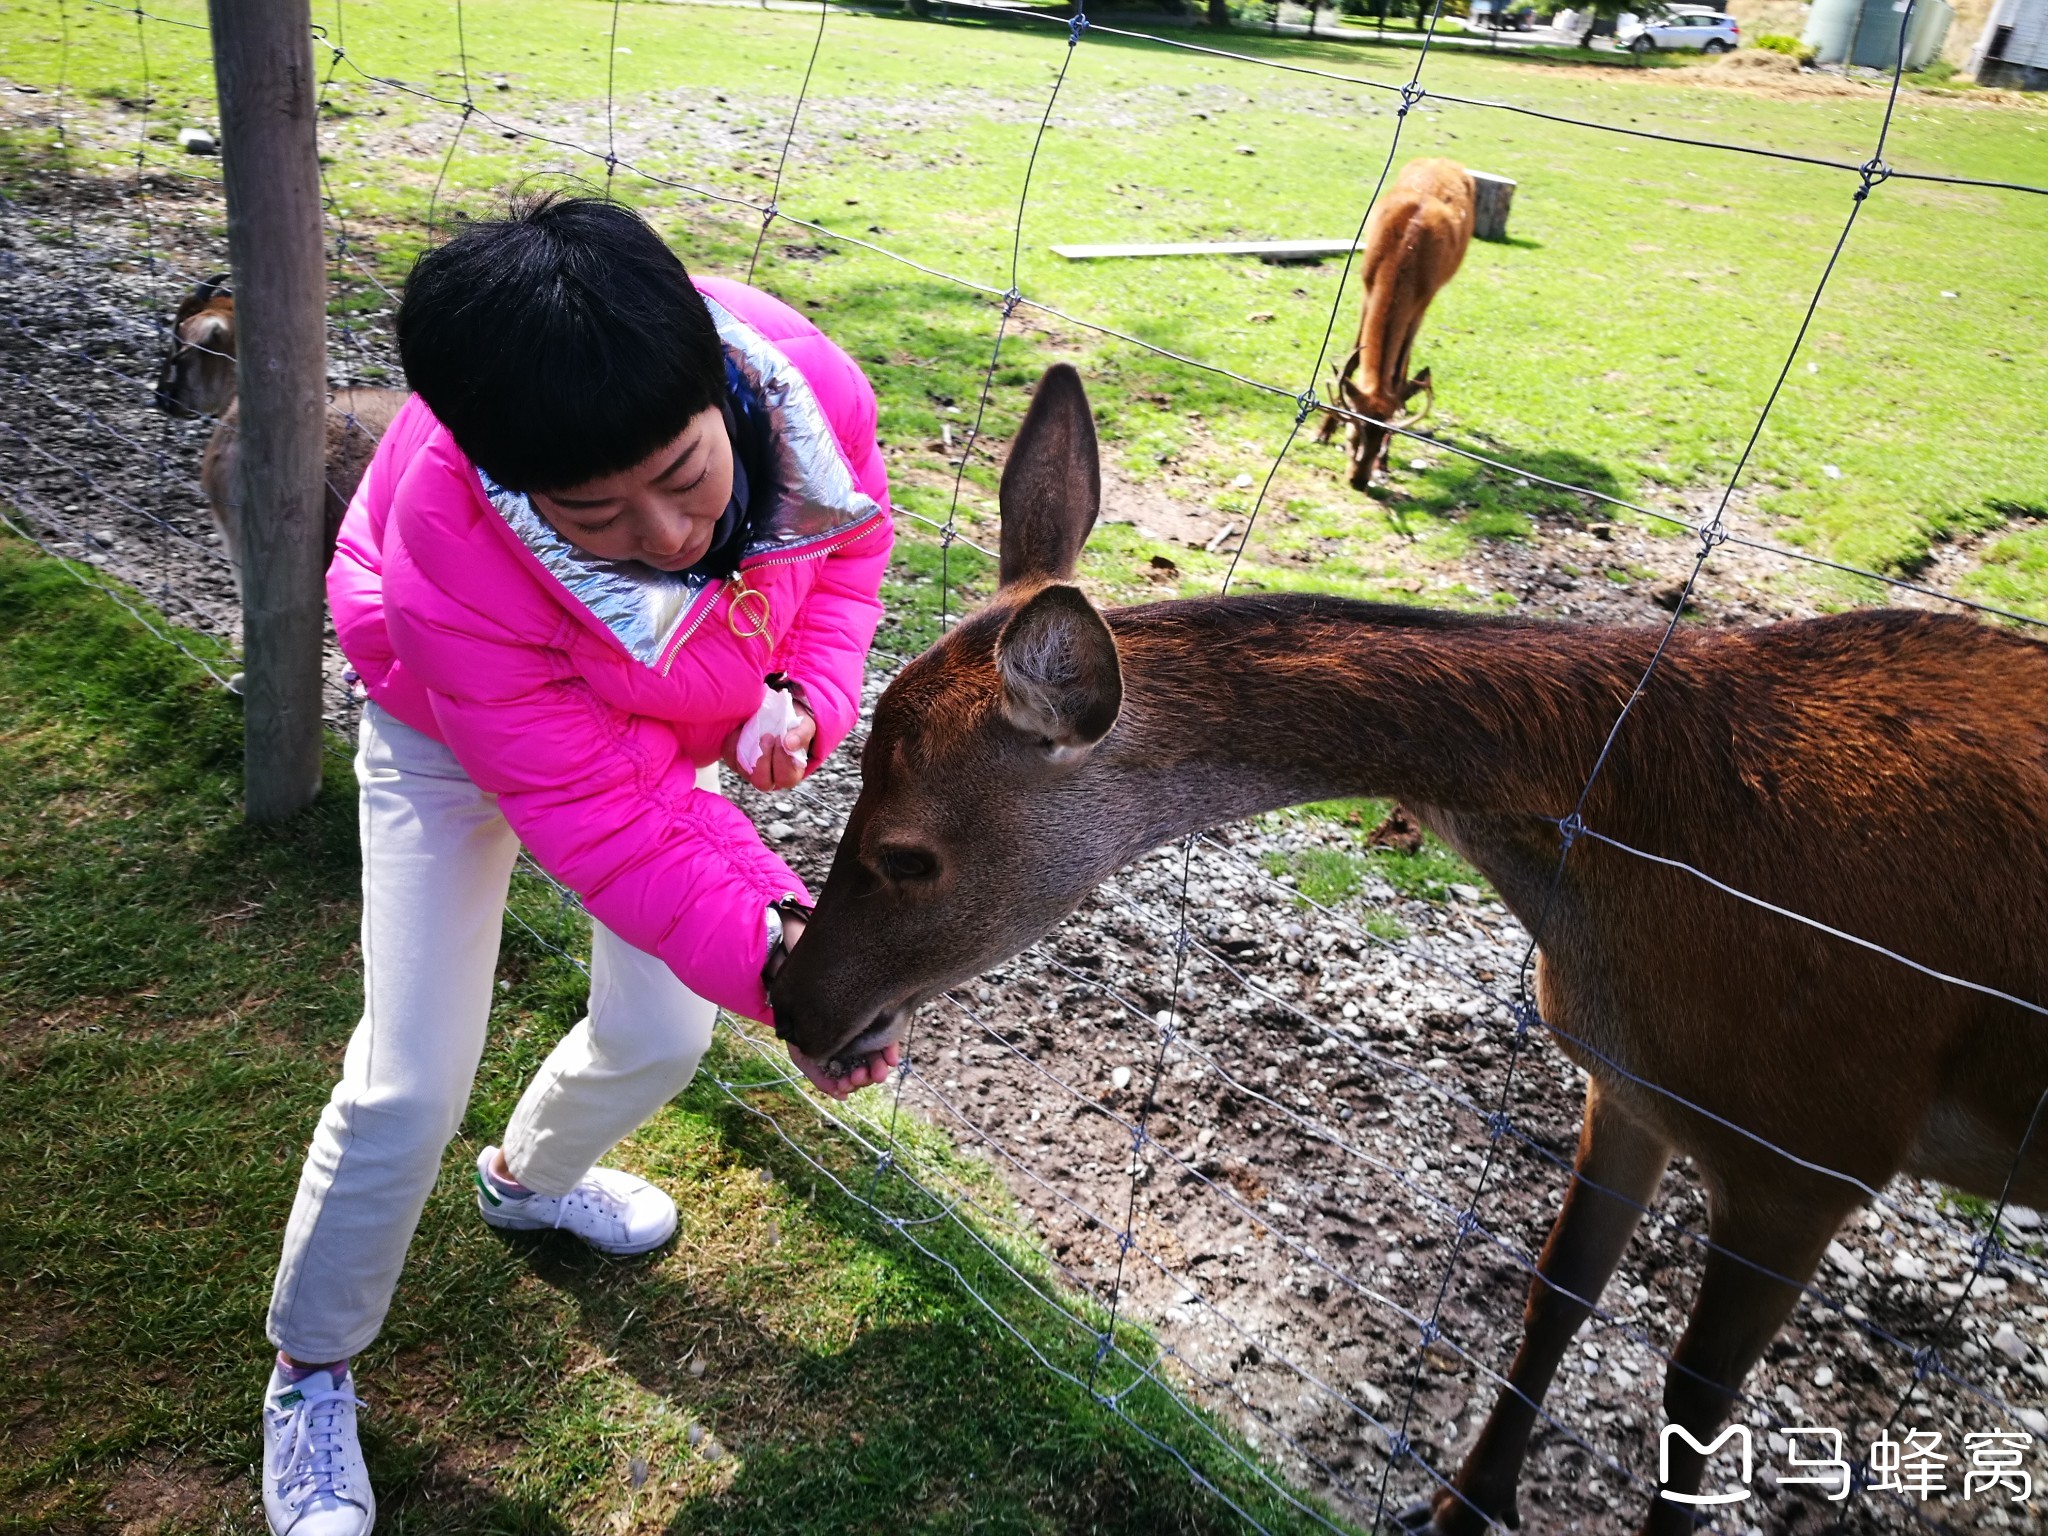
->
[[728, 577, 772, 640]]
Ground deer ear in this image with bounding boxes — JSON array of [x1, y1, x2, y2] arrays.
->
[[995, 583, 1122, 753], [999, 364, 1099, 588]]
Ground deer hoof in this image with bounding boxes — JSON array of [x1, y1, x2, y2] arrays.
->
[[1396, 1492, 1520, 1534]]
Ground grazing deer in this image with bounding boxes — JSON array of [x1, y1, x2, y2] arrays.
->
[[774, 365, 2048, 1535], [155, 275, 407, 592], [1315, 157, 1476, 490]]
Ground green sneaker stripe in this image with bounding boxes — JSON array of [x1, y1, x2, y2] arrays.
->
[[474, 1168, 502, 1207]]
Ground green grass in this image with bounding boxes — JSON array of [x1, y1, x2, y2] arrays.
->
[[1261, 798, 1490, 916], [5, 0, 2046, 613], [0, 533, 1345, 1533]]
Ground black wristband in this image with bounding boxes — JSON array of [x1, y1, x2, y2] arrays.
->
[[761, 896, 815, 996]]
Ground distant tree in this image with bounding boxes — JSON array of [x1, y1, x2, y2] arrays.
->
[[1576, 0, 1646, 49]]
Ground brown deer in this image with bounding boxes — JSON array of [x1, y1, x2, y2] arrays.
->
[[155, 275, 407, 593], [773, 365, 2048, 1535], [1315, 157, 1476, 491]]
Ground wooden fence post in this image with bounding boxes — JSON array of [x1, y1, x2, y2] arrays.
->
[[207, 0, 327, 822]]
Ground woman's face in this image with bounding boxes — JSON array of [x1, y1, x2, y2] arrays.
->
[[530, 407, 734, 571]]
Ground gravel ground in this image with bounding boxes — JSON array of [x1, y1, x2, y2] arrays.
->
[[3, 163, 2044, 1536]]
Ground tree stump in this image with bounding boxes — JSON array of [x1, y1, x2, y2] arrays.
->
[[1471, 171, 1517, 242]]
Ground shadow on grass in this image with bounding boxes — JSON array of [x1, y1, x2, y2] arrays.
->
[[0, 535, 1345, 1534], [851, 7, 1679, 77], [486, 1069, 1338, 1536], [1372, 433, 1630, 540]]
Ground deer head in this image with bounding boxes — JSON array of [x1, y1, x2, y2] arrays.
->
[[1328, 350, 1431, 491], [154, 275, 237, 419], [771, 364, 1140, 1070]]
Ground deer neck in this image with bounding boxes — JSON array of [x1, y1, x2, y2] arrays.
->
[[1092, 596, 1666, 856]]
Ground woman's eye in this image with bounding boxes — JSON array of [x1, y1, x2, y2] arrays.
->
[[879, 848, 937, 883]]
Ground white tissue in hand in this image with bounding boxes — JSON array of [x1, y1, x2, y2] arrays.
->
[[737, 686, 807, 774]]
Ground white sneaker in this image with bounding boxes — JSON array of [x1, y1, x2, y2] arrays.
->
[[473, 1145, 678, 1255], [262, 1365, 374, 1536]]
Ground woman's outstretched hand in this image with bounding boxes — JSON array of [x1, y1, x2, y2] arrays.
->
[[788, 1038, 902, 1101], [769, 910, 901, 1100]]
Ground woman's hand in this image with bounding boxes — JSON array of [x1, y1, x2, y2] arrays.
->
[[770, 911, 901, 1099], [723, 695, 815, 792], [788, 1038, 901, 1101]]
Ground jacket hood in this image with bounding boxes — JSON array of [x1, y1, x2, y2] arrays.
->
[[475, 293, 883, 668]]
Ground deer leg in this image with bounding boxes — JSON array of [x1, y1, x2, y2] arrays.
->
[[1425, 1079, 1671, 1534], [1638, 1189, 1854, 1536]]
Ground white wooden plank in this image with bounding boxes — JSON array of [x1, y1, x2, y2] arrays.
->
[[1050, 238, 1362, 261]]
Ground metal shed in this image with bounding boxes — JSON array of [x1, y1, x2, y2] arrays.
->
[[1970, 0, 2048, 86], [1803, 0, 1955, 68]]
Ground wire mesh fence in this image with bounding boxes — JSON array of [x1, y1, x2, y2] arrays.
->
[[2, 0, 2046, 1530]]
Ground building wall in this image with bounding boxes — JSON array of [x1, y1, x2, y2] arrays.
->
[[1968, 0, 2048, 76], [1723, 0, 1997, 60]]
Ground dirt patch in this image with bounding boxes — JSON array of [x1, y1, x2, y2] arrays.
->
[[98, 1454, 245, 1536], [1101, 459, 1244, 552], [1675, 52, 2048, 107]]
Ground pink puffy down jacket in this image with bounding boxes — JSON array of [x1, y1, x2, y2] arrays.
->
[[328, 276, 894, 1023]]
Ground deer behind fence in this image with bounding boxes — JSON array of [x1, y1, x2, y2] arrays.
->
[[775, 363, 2048, 1534]]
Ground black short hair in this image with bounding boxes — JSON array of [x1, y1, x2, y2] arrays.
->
[[397, 196, 725, 493]]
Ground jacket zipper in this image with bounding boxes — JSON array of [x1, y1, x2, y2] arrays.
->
[[655, 510, 886, 677]]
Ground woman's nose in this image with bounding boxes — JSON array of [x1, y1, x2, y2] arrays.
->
[[643, 509, 696, 558]]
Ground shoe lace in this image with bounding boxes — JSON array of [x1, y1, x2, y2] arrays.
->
[[555, 1171, 631, 1233], [272, 1381, 365, 1507]]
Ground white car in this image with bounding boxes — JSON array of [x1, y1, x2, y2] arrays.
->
[[1616, 9, 1741, 52]]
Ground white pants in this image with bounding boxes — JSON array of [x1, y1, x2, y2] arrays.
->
[[267, 702, 718, 1363]]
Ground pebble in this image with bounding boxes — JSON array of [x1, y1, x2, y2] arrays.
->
[[1992, 1324, 2031, 1364], [766, 820, 796, 841], [686, 1354, 706, 1379]]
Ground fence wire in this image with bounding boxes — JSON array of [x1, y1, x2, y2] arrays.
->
[[3, 1, 2045, 1532]]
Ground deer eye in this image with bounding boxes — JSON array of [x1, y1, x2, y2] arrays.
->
[[878, 847, 938, 883]]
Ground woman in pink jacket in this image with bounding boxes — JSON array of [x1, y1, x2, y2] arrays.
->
[[259, 197, 896, 1536]]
